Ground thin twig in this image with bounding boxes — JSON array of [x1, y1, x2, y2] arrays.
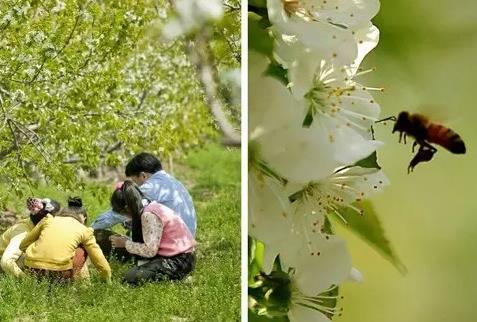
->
[[63, 141, 123, 164], [7, 119, 33, 189], [185, 31, 241, 147], [10, 120, 50, 162]]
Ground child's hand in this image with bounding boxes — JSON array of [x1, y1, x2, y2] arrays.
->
[[109, 235, 128, 248]]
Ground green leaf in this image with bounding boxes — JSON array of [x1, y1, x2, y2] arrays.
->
[[354, 151, 381, 169], [249, 237, 265, 282], [249, 310, 289, 322], [322, 216, 334, 234], [264, 61, 289, 86], [248, 2, 269, 20], [302, 108, 314, 128], [249, 13, 273, 57], [334, 201, 407, 274], [249, 0, 267, 9]]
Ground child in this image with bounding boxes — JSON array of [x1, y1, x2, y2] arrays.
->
[[19, 197, 111, 283], [109, 180, 196, 285], [0, 198, 61, 277]]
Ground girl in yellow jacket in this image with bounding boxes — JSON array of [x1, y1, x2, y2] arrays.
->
[[20, 197, 111, 283]]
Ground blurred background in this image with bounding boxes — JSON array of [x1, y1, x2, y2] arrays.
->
[[337, 1, 477, 322]]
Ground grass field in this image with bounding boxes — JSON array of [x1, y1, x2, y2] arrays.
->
[[0, 145, 241, 322]]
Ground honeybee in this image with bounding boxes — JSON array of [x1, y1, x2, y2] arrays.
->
[[380, 111, 466, 172]]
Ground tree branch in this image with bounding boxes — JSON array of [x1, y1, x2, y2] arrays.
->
[[185, 30, 241, 147], [63, 141, 123, 164], [165, 0, 241, 147]]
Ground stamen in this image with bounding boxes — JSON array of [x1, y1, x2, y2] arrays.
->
[[339, 108, 378, 122], [334, 113, 369, 131], [362, 86, 384, 92], [331, 208, 348, 224], [331, 182, 360, 194], [283, 0, 301, 15], [346, 203, 363, 215], [355, 68, 376, 77]]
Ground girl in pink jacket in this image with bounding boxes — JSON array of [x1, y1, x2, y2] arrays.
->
[[109, 180, 196, 285]]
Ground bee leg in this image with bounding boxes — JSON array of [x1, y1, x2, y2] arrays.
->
[[412, 141, 419, 153], [407, 145, 436, 174], [420, 140, 437, 153], [403, 133, 407, 144], [398, 132, 403, 143]]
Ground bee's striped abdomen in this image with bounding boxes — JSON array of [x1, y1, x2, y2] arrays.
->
[[427, 123, 466, 154]]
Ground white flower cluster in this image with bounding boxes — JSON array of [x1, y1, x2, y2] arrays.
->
[[162, 0, 224, 40], [249, 0, 388, 320]]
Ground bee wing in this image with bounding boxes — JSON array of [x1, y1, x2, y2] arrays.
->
[[417, 104, 463, 131], [416, 104, 451, 124]]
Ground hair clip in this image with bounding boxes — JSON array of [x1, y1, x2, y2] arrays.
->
[[115, 181, 124, 191]]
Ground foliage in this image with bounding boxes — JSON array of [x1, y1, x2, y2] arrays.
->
[[334, 201, 406, 274], [0, 144, 241, 321], [0, 0, 240, 199]]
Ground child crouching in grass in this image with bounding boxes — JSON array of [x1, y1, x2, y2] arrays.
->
[[0, 197, 61, 277], [109, 180, 196, 285], [19, 197, 111, 283]]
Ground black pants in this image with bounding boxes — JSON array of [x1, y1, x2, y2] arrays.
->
[[123, 252, 196, 286], [93, 229, 133, 262]]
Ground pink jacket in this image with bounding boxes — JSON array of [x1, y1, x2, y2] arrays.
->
[[144, 202, 196, 256]]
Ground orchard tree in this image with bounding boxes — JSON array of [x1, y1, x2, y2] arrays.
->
[[0, 0, 240, 200]]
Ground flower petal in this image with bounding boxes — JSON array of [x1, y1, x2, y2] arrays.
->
[[310, 0, 380, 28], [274, 38, 321, 98], [249, 173, 299, 273], [348, 267, 364, 283], [249, 52, 297, 136], [289, 235, 352, 295], [268, 0, 357, 64], [249, 173, 291, 244], [350, 23, 380, 74], [337, 84, 381, 137], [328, 166, 390, 204], [288, 303, 330, 322]]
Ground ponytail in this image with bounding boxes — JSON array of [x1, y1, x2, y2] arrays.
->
[[110, 180, 147, 243], [57, 196, 88, 224]]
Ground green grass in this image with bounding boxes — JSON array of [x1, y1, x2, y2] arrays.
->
[[0, 144, 241, 322]]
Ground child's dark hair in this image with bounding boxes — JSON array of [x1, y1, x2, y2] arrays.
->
[[111, 180, 146, 242], [125, 152, 162, 177], [57, 197, 88, 224]]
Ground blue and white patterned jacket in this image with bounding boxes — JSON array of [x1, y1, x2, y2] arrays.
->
[[91, 171, 196, 235]]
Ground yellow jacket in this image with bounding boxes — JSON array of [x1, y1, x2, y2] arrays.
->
[[19, 216, 111, 282], [0, 218, 35, 277], [0, 218, 34, 254]]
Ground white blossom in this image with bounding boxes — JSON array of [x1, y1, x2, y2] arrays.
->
[[279, 0, 379, 28], [249, 167, 385, 320], [267, 0, 379, 65], [52, 1, 66, 13], [249, 52, 381, 183], [274, 22, 380, 98], [249, 170, 352, 276], [1, 12, 14, 24], [249, 173, 350, 321], [289, 166, 389, 225], [162, 0, 224, 40], [249, 0, 387, 318]]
